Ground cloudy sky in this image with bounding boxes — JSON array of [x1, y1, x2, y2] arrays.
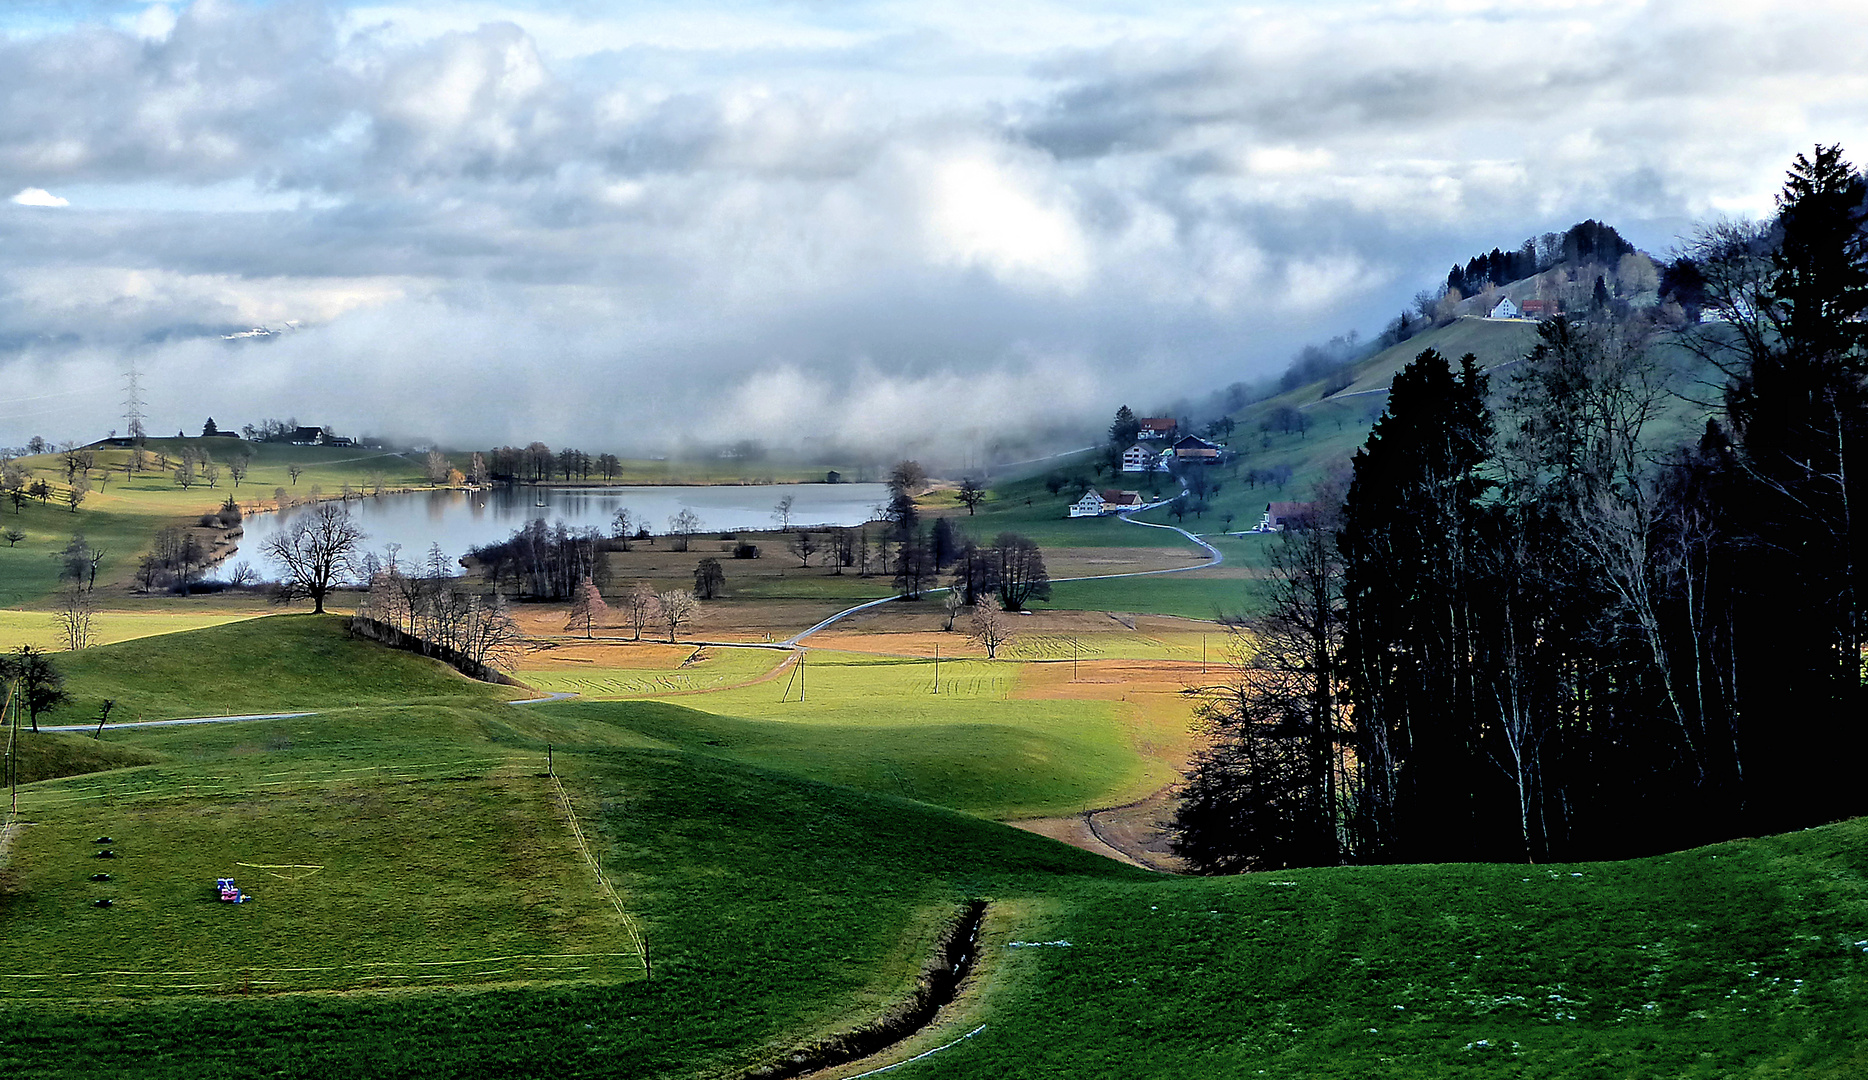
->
[[1, 0, 1864, 459]]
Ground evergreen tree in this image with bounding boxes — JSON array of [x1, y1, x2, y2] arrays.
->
[[1109, 405, 1141, 447], [1721, 144, 1868, 829], [1337, 349, 1493, 860]]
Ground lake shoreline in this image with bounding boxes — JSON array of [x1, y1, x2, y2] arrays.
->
[[237, 482, 893, 567]]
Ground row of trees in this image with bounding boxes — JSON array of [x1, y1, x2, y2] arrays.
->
[[570, 580, 701, 643], [1443, 220, 1637, 297], [353, 542, 524, 670], [468, 519, 609, 601], [481, 444, 622, 484], [1177, 146, 1868, 871]]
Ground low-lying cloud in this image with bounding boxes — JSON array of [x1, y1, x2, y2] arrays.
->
[[2, 0, 1865, 459]]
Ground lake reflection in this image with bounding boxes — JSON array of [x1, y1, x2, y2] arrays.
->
[[240, 483, 889, 566]]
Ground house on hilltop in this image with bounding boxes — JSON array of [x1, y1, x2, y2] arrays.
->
[[1136, 417, 1177, 440], [1490, 296, 1521, 319], [1069, 489, 1106, 517], [1256, 501, 1318, 531], [286, 425, 354, 448]]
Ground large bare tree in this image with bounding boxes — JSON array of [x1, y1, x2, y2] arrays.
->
[[262, 504, 366, 614]]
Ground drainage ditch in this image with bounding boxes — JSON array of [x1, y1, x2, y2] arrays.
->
[[746, 899, 987, 1080]]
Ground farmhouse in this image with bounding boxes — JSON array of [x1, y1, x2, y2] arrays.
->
[[1257, 501, 1318, 531], [1171, 434, 1222, 463], [1136, 417, 1177, 440], [1121, 444, 1166, 473], [1069, 489, 1106, 517], [1069, 488, 1145, 517], [1490, 296, 1521, 319], [285, 426, 354, 447]]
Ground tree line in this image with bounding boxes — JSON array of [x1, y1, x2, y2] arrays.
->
[[1176, 146, 1868, 872]]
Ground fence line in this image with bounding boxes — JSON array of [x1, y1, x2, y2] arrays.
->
[[548, 770, 650, 981]]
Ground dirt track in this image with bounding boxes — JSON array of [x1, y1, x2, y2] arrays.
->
[[1009, 785, 1188, 873]]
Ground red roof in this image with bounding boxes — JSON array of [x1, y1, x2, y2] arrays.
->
[[1138, 418, 1176, 432], [1100, 489, 1144, 506]]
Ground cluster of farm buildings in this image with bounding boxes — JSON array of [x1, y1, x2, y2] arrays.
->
[[1069, 417, 1226, 518]]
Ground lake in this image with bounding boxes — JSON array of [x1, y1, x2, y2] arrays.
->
[[237, 483, 890, 567]]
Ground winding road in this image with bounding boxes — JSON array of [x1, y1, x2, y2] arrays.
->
[[46, 491, 1223, 730]]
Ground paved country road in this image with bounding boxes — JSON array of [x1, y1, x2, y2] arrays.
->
[[40, 711, 317, 733], [40, 493, 1221, 724], [782, 491, 1219, 646]]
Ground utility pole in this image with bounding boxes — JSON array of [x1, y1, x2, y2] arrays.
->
[[933, 643, 940, 694], [6, 679, 18, 816], [1073, 637, 1079, 681]]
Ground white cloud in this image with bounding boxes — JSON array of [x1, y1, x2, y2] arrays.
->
[[10, 187, 68, 207], [2, 0, 1867, 454], [922, 147, 1091, 291]]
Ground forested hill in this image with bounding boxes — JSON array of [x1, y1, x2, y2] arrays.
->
[[1169, 145, 1868, 874]]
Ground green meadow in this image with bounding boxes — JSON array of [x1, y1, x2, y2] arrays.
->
[[0, 613, 1861, 1077]]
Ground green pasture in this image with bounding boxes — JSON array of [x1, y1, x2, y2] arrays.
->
[[0, 612, 1862, 1076], [1044, 573, 1266, 620], [1, 439, 426, 606], [520, 645, 789, 697], [39, 614, 513, 724], [0, 608, 260, 652], [1333, 317, 1540, 397], [4, 757, 635, 997], [723, 572, 896, 601], [942, 819, 1868, 1078], [0, 501, 192, 608], [582, 650, 1165, 819], [938, 476, 1192, 550]]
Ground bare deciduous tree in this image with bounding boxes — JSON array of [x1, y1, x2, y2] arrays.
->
[[790, 530, 817, 567], [667, 509, 700, 552], [967, 594, 1013, 658], [957, 477, 986, 514], [943, 588, 965, 631], [262, 504, 366, 614], [56, 586, 96, 651], [657, 589, 697, 642], [626, 581, 658, 641], [565, 577, 610, 638]]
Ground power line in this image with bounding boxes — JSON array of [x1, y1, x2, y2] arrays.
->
[[122, 359, 146, 440]]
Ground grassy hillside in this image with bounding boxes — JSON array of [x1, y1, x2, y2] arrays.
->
[[2, 702, 1864, 1076], [41, 613, 513, 724], [0, 439, 426, 606], [0, 614, 1862, 1076]]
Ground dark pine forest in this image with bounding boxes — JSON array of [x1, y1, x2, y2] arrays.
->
[[1176, 146, 1868, 871]]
